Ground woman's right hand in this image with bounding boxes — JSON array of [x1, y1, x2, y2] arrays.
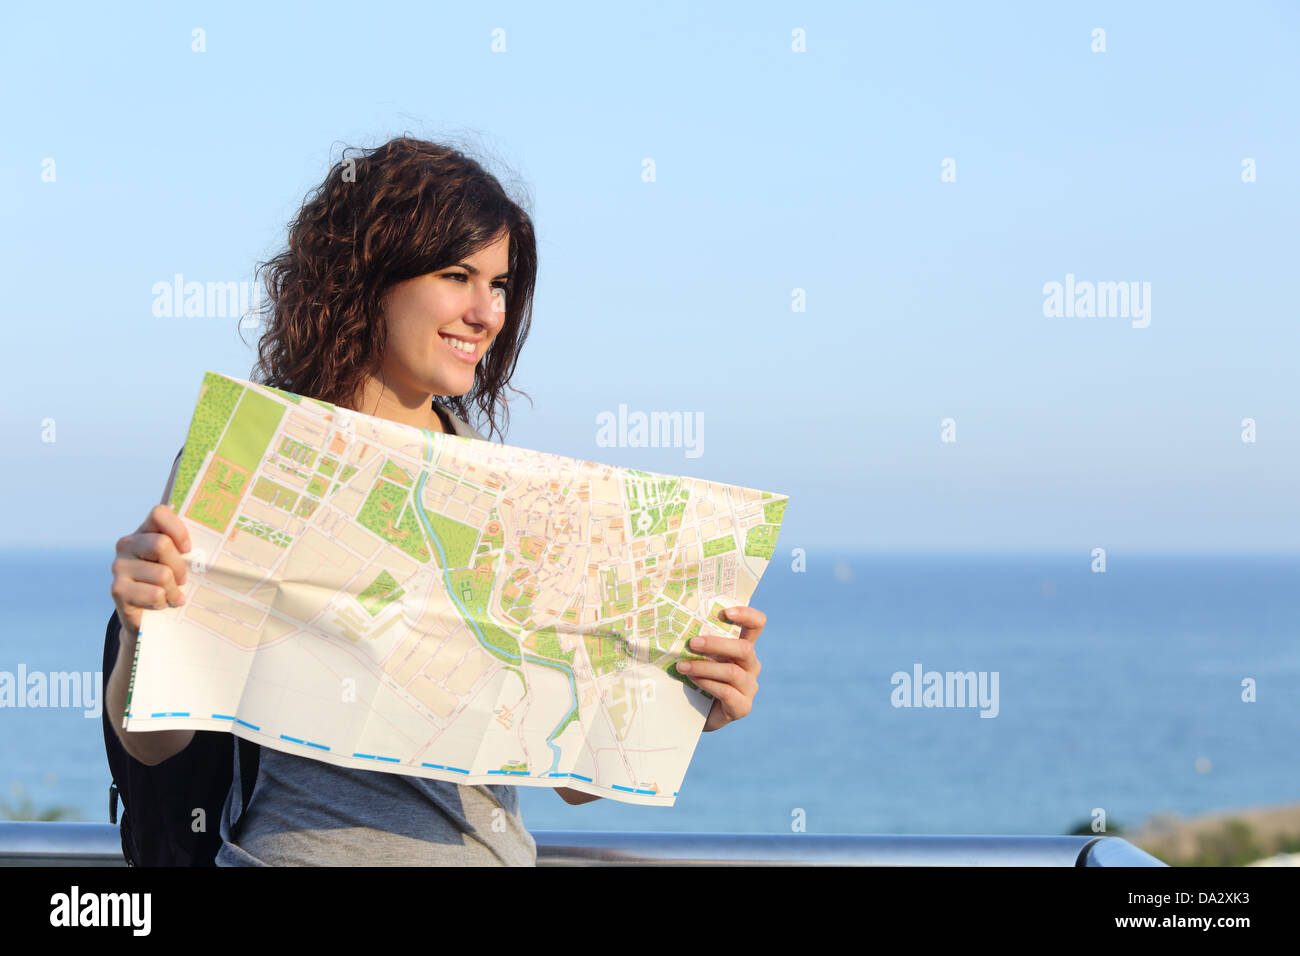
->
[[110, 503, 192, 643]]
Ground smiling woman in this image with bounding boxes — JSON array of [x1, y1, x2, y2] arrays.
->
[[106, 135, 766, 868], [243, 136, 538, 443], [356, 232, 515, 432]]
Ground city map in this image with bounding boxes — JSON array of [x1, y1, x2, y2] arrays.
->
[[124, 371, 788, 805]]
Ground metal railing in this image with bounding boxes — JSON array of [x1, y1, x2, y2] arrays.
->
[[0, 821, 1166, 866]]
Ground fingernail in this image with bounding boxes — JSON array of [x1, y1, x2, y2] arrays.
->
[[677, 662, 691, 672], [690, 637, 704, 649]]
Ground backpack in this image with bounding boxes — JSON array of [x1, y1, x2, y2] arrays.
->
[[101, 608, 261, 866]]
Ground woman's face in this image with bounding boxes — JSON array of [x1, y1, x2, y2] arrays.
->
[[378, 231, 511, 398]]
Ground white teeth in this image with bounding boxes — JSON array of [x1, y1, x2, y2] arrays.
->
[[442, 335, 474, 354]]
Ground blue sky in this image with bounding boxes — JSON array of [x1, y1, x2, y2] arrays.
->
[[1, 0, 1296, 553]]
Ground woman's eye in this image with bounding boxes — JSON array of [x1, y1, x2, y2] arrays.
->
[[445, 273, 506, 294]]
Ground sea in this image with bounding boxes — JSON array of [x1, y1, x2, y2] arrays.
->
[[2, 548, 1296, 837]]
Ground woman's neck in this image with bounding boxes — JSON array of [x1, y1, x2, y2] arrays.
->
[[353, 372, 448, 434]]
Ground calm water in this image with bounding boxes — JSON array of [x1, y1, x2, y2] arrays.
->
[[2, 548, 1297, 835]]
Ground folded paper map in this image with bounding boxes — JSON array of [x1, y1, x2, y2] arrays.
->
[[125, 371, 788, 805]]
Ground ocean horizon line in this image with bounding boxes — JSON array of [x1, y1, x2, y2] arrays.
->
[[5, 545, 1298, 560]]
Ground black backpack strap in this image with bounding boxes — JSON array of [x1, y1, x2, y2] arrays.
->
[[102, 610, 138, 864]]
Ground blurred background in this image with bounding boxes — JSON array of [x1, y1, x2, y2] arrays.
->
[[1, 1, 1296, 865]]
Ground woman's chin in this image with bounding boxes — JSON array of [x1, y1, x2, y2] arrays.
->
[[430, 368, 476, 397]]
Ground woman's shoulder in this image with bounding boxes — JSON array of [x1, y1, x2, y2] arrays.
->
[[437, 404, 489, 442]]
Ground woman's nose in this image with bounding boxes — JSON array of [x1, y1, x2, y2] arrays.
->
[[476, 285, 506, 325]]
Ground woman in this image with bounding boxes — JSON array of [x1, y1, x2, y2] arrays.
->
[[106, 137, 766, 865]]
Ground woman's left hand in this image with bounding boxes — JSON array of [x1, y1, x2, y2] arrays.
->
[[678, 605, 765, 732]]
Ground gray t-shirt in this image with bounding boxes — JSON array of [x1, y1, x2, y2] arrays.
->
[[216, 402, 537, 866]]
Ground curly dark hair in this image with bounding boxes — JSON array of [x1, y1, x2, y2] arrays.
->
[[242, 136, 537, 442]]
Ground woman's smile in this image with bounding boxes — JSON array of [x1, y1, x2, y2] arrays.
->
[[438, 330, 481, 363]]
